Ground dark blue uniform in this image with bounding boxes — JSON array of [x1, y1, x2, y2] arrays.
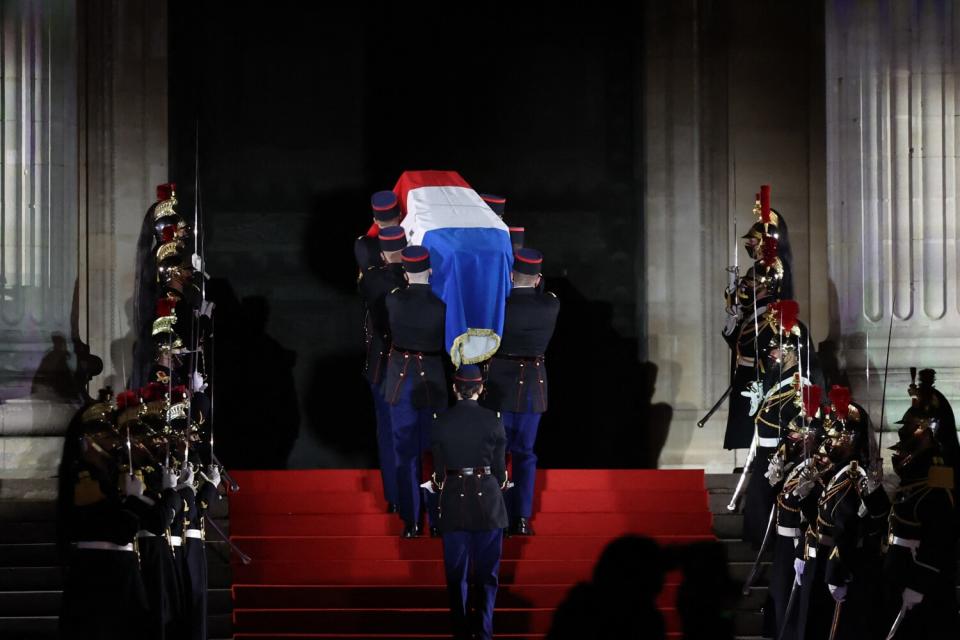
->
[[432, 398, 508, 640], [383, 282, 448, 530], [358, 263, 406, 507], [482, 286, 558, 526]]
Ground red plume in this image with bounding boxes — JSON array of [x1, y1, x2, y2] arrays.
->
[[778, 299, 799, 333], [156, 298, 176, 318], [116, 390, 139, 410], [156, 183, 176, 201], [171, 384, 189, 400], [803, 384, 822, 418], [829, 385, 852, 421], [161, 225, 176, 243], [140, 382, 167, 402], [760, 184, 771, 223], [761, 236, 779, 267]]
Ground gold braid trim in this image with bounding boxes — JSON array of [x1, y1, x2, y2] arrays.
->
[[153, 197, 178, 220], [449, 328, 501, 368]]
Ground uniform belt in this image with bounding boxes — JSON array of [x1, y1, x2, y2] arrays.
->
[[76, 541, 135, 552], [777, 525, 800, 538], [185, 529, 203, 540], [819, 534, 834, 546], [168, 535, 183, 547], [392, 346, 442, 357], [758, 437, 779, 448], [497, 354, 544, 362], [807, 546, 817, 558], [888, 535, 939, 573], [448, 466, 492, 476], [737, 356, 756, 367]]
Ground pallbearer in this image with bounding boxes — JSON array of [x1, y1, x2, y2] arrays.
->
[[384, 243, 449, 537], [482, 248, 559, 536]]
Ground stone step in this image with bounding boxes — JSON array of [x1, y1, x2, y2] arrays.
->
[[0, 518, 231, 544], [0, 498, 230, 522], [0, 587, 232, 616], [705, 473, 740, 491], [0, 562, 232, 591], [0, 613, 231, 639], [0, 540, 232, 567], [713, 513, 743, 539]]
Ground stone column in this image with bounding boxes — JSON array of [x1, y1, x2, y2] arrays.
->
[[0, 0, 80, 477], [646, 1, 828, 470], [0, 0, 167, 478], [826, 1, 960, 432], [79, 0, 168, 397]]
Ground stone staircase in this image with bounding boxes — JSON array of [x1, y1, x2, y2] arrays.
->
[[0, 478, 233, 639], [706, 473, 766, 640]]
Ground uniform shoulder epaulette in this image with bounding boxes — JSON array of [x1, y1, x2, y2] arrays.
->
[[496, 411, 501, 419], [928, 464, 954, 490], [356, 235, 365, 241], [390, 287, 401, 294], [546, 291, 558, 299]]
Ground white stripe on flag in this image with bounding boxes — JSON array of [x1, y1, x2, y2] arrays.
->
[[402, 186, 508, 245]]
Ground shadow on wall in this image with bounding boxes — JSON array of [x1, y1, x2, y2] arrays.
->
[[207, 281, 301, 470], [540, 277, 672, 469], [28, 277, 103, 404]]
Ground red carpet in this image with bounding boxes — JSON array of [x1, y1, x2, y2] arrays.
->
[[230, 469, 713, 639]]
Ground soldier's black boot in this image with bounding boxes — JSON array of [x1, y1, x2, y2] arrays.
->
[[386, 502, 399, 514], [512, 517, 534, 536], [401, 522, 420, 538]]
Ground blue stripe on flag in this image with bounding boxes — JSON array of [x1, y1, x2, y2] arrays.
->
[[421, 227, 514, 365]]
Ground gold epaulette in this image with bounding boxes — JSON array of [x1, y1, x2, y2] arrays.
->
[[928, 465, 954, 490]]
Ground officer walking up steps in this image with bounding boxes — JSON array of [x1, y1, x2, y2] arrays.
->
[[383, 242, 449, 538], [358, 220, 408, 513], [430, 364, 509, 640], [482, 248, 559, 536]]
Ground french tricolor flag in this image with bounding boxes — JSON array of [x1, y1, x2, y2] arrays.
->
[[391, 170, 513, 366]]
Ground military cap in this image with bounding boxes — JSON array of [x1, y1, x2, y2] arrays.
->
[[401, 245, 430, 273], [372, 190, 400, 222], [378, 226, 408, 252], [513, 248, 543, 276]]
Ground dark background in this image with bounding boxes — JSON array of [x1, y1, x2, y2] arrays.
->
[[168, 1, 664, 469]]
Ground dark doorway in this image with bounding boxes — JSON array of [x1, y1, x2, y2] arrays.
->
[[169, 1, 646, 468]]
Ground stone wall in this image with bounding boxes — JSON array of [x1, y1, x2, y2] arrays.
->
[[645, 0, 829, 470]]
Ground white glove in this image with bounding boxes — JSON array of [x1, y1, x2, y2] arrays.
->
[[199, 300, 215, 319], [795, 467, 818, 499], [828, 583, 847, 603], [765, 453, 785, 484], [160, 465, 178, 490], [122, 473, 145, 497], [902, 587, 924, 611], [192, 253, 203, 271], [793, 558, 806, 585], [190, 371, 208, 393], [200, 464, 221, 488], [722, 312, 739, 337], [741, 381, 763, 416], [177, 462, 195, 490], [419, 479, 435, 495]]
